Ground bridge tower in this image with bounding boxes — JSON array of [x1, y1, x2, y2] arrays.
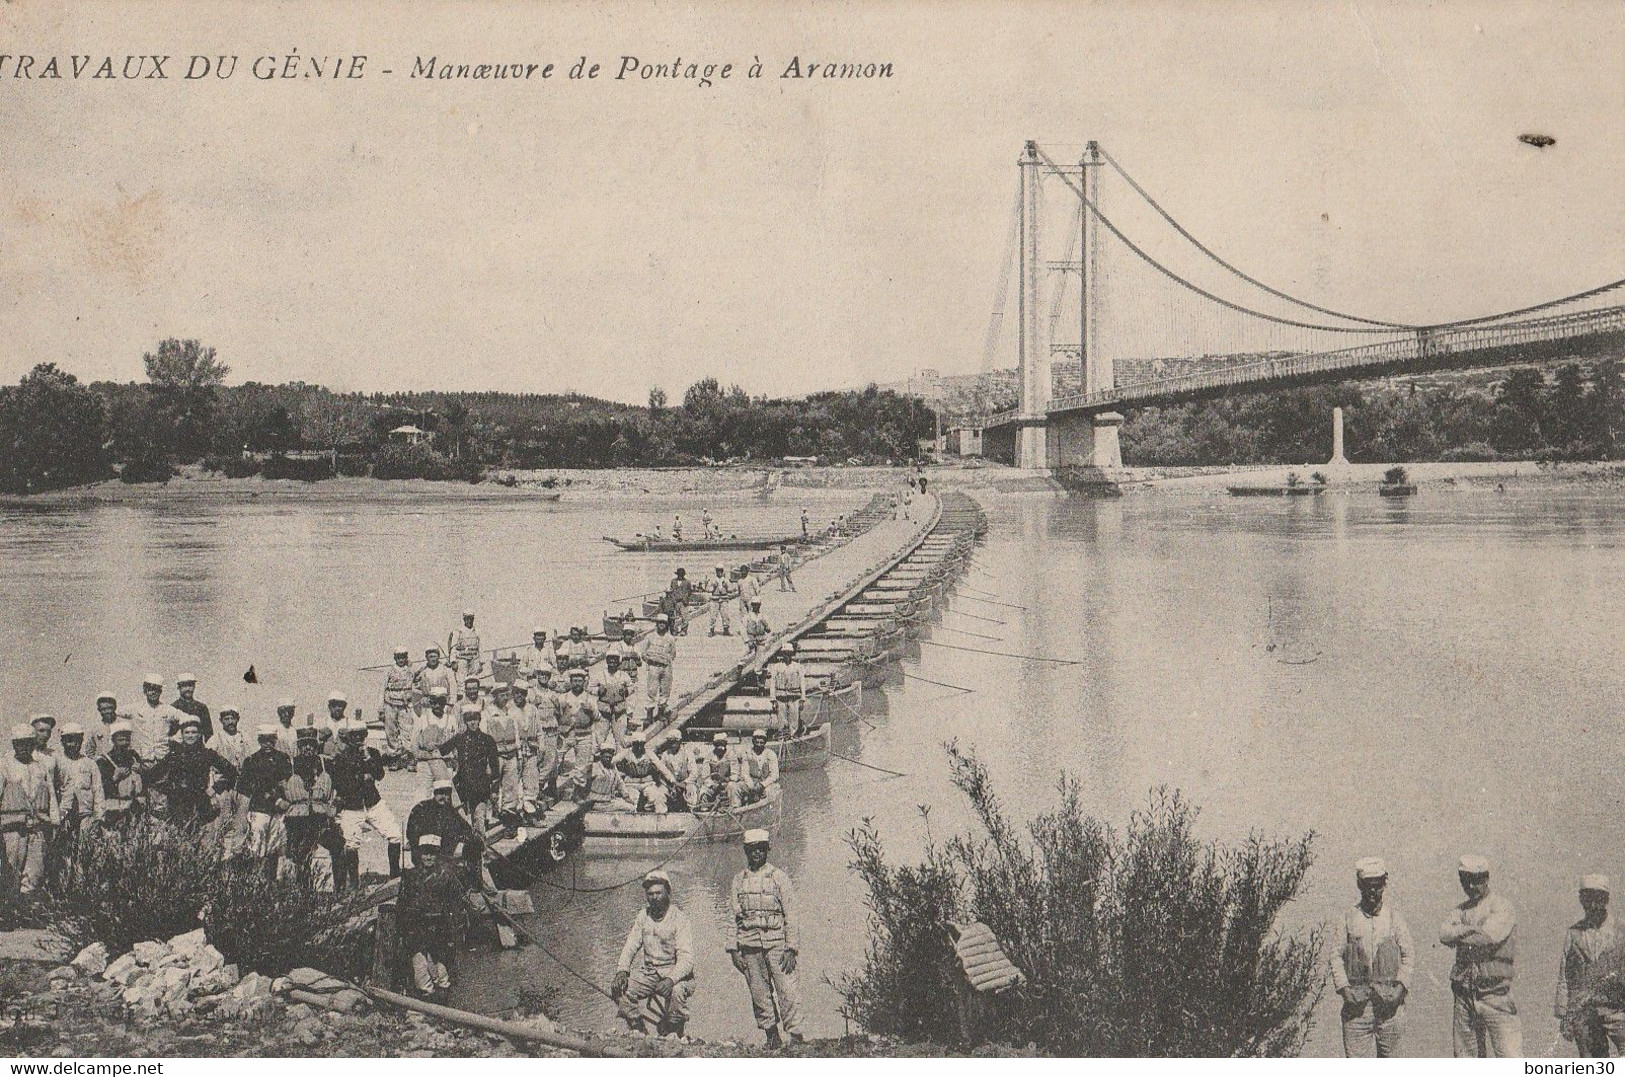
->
[[1015, 140, 1049, 469]]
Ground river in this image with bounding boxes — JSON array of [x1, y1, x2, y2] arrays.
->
[[2, 480, 1622, 1056]]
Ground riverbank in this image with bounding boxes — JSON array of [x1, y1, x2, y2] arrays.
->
[[0, 958, 1032, 1058]]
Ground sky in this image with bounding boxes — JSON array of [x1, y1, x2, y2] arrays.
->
[[2, 0, 1621, 403]]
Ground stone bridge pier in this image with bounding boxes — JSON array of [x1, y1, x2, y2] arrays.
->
[[1048, 410, 1124, 470]]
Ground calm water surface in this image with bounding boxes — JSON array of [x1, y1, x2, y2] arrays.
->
[[3, 483, 1622, 1056]]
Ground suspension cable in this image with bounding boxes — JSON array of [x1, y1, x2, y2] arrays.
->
[[1096, 142, 1625, 332], [1098, 145, 1419, 328], [980, 175, 1022, 373], [1030, 144, 1402, 334]]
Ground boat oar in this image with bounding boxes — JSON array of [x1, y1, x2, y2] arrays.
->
[[933, 624, 1003, 643], [900, 671, 974, 694], [955, 594, 1028, 612], [944, 608, 1007, 626], [609, 589, 661, 604]]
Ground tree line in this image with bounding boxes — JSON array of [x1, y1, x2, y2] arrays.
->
[[1119, 359, 1625, 467], [0, 340, 937, 494]]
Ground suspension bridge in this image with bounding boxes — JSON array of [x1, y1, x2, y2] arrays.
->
[[975, 141, 1625, 470]]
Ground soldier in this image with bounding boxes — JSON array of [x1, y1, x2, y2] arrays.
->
[[449, 609, 483, 682], [595, 653, 636, 747], [29, 715, 60, 790], [316, 691, 352, 756], [87, 692, 125, 758], [776, 545, 797, 592], [526, 674, 562, 805], [730, 730, 780, 808], [737, 565, 761, 622], [727, 828, 803, 1048], [145, 717, 237, 824], [799, 506, 810, 540], [663, 568, 693, 635], [171, 673, 214, 741], [94, 722, 144, 825], [557, 625, 600, 670], [405, 779, 481, 880], [443, 706, 501, 838], [516, 628, 557, 689], [330, 722, 400, 885], [614, 732, 675, 813], [281, 728, 344, 887], [237, 725, 292, 866], [1441, 853, 1521, 1057], [207, 705, 251, 772], [701, 506, 715, 539], [558, 669, 601, 763], [398, 833, 474, 1002], [273, 697, 303, 757], [706, 564, 738, 636], [485, 682, 526, 821], [413, 646, 458, 708], [1557, 875, 1625, 1056], [672, 513, 683, 541], [612, 869, 696, 1038], [743, 599, 772, 657], [608, 624, 641, 664], [0, 725, 59, 899], [641, 615, 678, 724], [506, 681, 542, 819], [576, 741, 632, 810], [380, 645, 417, 764], [1331, 857, 1413, 1057], [53, 723, 101, 852], [698, 732, 736, 812], [770, 645, 807, 735], [415, 688, 457, 785], [457, 676, 488, 722], [656, 734, 697, 812]]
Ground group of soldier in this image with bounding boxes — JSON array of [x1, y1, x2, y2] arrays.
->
[[612, 827, 803, 1047], [1333, 854, 1625, 1058]]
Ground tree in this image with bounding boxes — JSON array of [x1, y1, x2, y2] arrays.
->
[[0, 363, 110, 493], [648, 386, 667, 413], [248, 404, 299, 454], [1546, 363, 1588, 453], [143, 338, 229, 461], [1585, 360, 1624, 459], [1491, 367, 1548, 455]]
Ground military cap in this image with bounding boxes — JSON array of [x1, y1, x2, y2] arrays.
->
[[654, 614, 669, 623], [31, 714, 55, 728], [11, 724, 35, 742], [629, 730, 647, 744], [96, 690, 117, 703], [598, 740, 616, 753], [177, 717, 202, 730], [1355, 857, 1387, 881], [296, 726, 320, 741], [1582, 874, 1610, 893], [462, 608, 475, 618], [276, 697, 296, 710], [742, 828, 770, 847], [218, 704, 240, 717], [433, 779, 454, 793], [142, 673, 164, 687], [416, 833, 442, 849], [642, 870, 671, 890], [327, 690, 347, 704], [109, 721, 134, 737], [712, 732, 730, 744], [59, 722, 85, 737], [751, 728, 768, 739], [393, 645, 409, 656], [1458, 854, 1491, 875], [256, 723, 279, 738], [177, 673, 198, 685], [429, 687, 449, 700]]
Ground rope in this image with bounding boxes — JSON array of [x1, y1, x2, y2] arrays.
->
[[956, 593, 1028, 612], [900, 671, 974, 694], [525, 932, 620, 1003], [830, 751, 906, 778], [943, 608, 1007, 626], [933, 623, 1003, 643], [921, 639, 1082, 665], [538, 815, 706, 894]]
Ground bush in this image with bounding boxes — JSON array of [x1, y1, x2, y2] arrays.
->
[[371, 443, 483, 482], [117, 450, 175, 485], [1310, 471, 1328, 486], [1438, 442, 1498, 463], [30, 818, 372, 978], [1381, 466, 1409, 485], [838, 746, 1325, 1056], [260, 454, 334, 481], [201, 453, 262, 478], [335, 453, 370, 477]]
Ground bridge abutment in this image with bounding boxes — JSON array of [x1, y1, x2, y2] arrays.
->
[[1051, 410, 1123, 469]]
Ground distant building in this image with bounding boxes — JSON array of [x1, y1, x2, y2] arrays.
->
[[389, 424, 432, 446], [944, 426, 983, 457]]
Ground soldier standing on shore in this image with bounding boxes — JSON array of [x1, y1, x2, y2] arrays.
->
[[1331, 857, 1413, 1057], [1441, 854, 1521, 1057], [727, 828, 803, 1048], [0, 725, 59, 901], [1556, 875, 1625, 1056], [171, 673, 214, 742], [612, 869, 696, 1039]]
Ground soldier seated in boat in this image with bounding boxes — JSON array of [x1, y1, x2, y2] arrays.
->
[[656, 734, 697, 812], [729, 730, 780, 809], [697, 732, 737, 812], [577, 741, 633, 811], [613, 732, 677, 814]]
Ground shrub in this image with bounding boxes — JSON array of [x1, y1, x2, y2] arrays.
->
[[31, 818, 226, 953], [201, 454, 262, 478], [335, 453, 371, 477], [1438, 442, 1498, 463], [1284, 471, 1302, 487], [1310, 471, 1328, 486], [371, 443, 483, 482], [30, 818, 372, 978], [260, 454, 334, 481], [1382, 466, 1409, 485], [837, 746, 1325, 1056]]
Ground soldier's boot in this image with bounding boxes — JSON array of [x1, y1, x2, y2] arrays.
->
[[658, 1016, 686, 1040], [344, 850, 362, 890], [387, 841, 402, 879], [764, 1025, 782, 1049]]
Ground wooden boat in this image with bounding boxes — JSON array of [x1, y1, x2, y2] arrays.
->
[[688, 715, 834, 772], [710, 680, 861, 732], [604, 533, 805, 553], [579, 784, 782, 856]]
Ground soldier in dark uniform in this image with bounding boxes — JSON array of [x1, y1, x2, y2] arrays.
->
[[144, 718, 237, 824], [406, 779, 483, 885], [397, 834, 474, 1002]]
